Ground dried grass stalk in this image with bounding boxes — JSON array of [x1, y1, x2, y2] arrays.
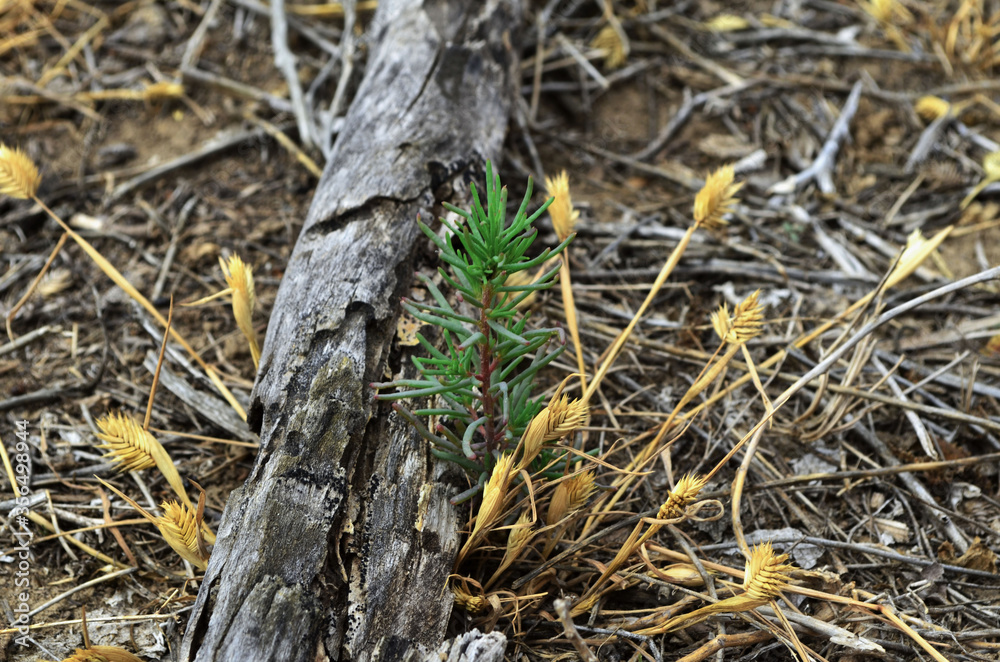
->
[[486, 510, 534, 589], [545, 171, 587, 391], [637, 541, 794, 634], [885, 228, 952, 289], [452, 582, 488, 614], [95, 412, 193, 510], [97, 478, 211, 570], [457, 453, 516, 564], [590, 24, 627, 69], [915, 95, 952, 121]]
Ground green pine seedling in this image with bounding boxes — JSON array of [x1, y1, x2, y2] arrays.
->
[[373, 162, 573, 499]]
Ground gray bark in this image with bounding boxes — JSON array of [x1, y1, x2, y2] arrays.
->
[[180, 1, 521, 659]]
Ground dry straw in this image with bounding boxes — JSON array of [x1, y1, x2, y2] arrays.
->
[[590, 24, 628, 69], [0, 144, 248, 420], [577, 164, 746, 541], [654, 473, 708, 522], [742, 541, 793, 600], [186, 255, 261, 369], [545, 171, 587, 392], [485, 510, 534, 589], [98, 478, 211, 570], [60, 646, 144, 662], [542, 470, 597, 559], [452, 582, 488, 614], [960, 150, 1000, 209], [572, 473, 708, 616], [914, 95, 953, 121], [96, 411, 193, 509], [636, 541, 794, 634], [546, 471, 597, 527], [458, 453, 516, 562], [711, 290, 765, 346]]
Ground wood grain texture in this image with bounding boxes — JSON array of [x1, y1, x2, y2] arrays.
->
[[179, 1, 521, 659]]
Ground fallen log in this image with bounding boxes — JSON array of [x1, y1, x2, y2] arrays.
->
[[180, 1, 521, 659]]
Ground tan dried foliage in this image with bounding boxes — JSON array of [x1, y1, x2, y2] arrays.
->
[[544, 170, 580, 241], [915, 95, 952, 121], [471, 453, 515, 540], [590, 24, 627, 69], [743, 541, 794, 600], [636, 541, 794, 634], [693, 164, 742, 230], [59, 646, 144, 662], [95, 411, 160, 472], [711, 290, 765, 345], [0, 143, 41, 199], [157, 500, 210, 569], [657, 473, 708, 520], [452, 584, 488, 614], [96, 478, 211, 570], [547, 471, 597, 526], [520, 394, 588, 468], [219, 254, 260, 368]]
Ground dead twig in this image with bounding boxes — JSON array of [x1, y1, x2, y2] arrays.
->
[[770, 80, 864, 195]]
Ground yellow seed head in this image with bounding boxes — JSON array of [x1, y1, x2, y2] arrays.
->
[[452, 584, 488, 614], [712, 290, 764, 345], [546, 471, 596, 526], [984, 152, 1000, 181], [544, 171, 580, 241], [95, 411, 159, 472], [144, 81, 184, 101], [506, 510, 534, 556], [743, 541, 793, 600], [703, 14, 750, 32], [590, 25, 626, 69], [547, 482, 570, 527], [860, 0, 912, 24], [565, 470, 597, 511], [519, 395, 588, 468], [0, 143, 41, 199], [157, 500, 209, 570], [657, 473, 707, 521], [61, 646, 144, 662], [38, 268, 73, 298], [472, 453, 515, 538], [915, 96, 952, 122], [886, 228, 953, 289], [694, 164, 742, 230], [655, 563, 704, 587], [219, 254, 260, 368]]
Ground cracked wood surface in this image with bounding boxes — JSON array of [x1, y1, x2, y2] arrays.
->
[[180, 1, 521, 659]]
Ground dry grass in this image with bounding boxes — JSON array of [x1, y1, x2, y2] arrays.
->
[[2, 1, 1000, 661]]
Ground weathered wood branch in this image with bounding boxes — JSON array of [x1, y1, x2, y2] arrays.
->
[[180, 1, 521, 659]]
